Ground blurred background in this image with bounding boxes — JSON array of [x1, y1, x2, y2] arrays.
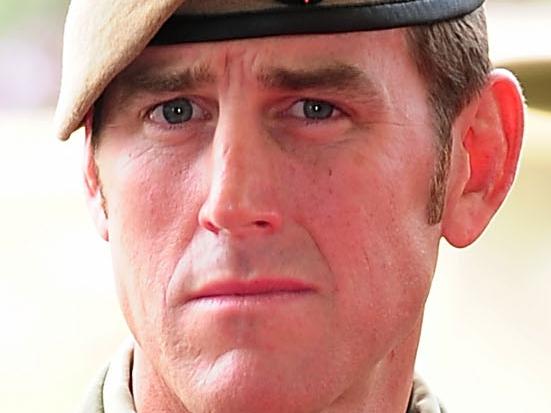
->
[[0, 1, 549, 412]]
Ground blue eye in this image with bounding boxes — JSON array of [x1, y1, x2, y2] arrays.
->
[[289, 99, 337, 120], [149, 98, 201, 125]]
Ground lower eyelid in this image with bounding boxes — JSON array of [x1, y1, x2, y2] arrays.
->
[[288, 100, 343, 119]]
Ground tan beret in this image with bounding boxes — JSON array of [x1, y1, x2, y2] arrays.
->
[[54, 0, 484, 140]]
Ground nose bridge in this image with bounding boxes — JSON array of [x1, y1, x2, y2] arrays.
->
[[199, 104, 282, 236], [211, 120, 259, 207]]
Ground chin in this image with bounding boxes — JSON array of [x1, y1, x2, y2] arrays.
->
[[171, 349, 338, 413]]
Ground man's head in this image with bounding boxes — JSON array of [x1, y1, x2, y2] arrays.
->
[[56, 1, 524, 412]]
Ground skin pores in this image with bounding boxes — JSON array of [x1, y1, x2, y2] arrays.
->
[[91, 29, 442, 413]]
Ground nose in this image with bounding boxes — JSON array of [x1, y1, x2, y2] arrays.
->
[[198, 111, 283, 237]]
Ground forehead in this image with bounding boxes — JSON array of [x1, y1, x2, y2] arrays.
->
[[118, 29, 410, 83]]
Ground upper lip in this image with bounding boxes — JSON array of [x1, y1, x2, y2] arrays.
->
[[187, 278, 316, 302]]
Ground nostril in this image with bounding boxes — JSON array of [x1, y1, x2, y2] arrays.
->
[[254, 220, 270, 228], [203, 220, 220, 234]]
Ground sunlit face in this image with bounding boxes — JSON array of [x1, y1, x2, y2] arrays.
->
[[93, 29, 443, 413]]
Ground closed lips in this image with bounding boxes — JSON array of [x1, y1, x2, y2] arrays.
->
[[187, 278, 316, 301]]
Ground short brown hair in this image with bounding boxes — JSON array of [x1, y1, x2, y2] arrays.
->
[[406, 7, 492, 224]]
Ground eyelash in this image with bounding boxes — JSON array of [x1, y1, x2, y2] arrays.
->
[[145, 97, 210, 130], [286, 99, 346, 123]]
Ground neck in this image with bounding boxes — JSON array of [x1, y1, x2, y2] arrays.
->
[[132, 348, 187, 413], [132, 320, 422, 413]]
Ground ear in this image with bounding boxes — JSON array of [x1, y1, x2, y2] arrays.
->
[[442, 69, 524, 248], [83, 111, 109, 241]]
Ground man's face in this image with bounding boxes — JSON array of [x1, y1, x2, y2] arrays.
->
[[93, 29, 443, 412]]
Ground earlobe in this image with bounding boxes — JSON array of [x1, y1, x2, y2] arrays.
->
[[83, 111, 109, 242], [442, 69, 524, 248]]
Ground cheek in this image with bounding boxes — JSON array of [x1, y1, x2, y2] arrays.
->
[[290, 135, 439, 354], [100, 146, 206, 340]]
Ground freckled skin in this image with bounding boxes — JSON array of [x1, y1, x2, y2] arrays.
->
[[93, 30, 443, 413]]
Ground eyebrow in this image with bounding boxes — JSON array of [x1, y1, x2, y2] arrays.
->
[[115, 63, 215, 95], [257, 63, 382, 101], [114, 61, 383, 105]]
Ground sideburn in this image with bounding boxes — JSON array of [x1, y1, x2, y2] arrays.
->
[[427, 136, 451, 225], [93, 157, 109, 220]]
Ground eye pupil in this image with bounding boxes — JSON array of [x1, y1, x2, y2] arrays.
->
[[162, 99, 193, 124], [303, 100, 334, 120]]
